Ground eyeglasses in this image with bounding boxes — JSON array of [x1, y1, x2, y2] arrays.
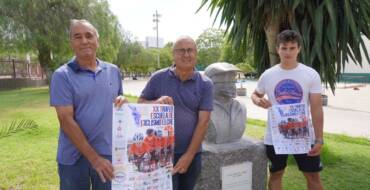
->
[[174, 48, 196, 55]]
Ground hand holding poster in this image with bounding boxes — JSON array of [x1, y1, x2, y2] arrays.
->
[[112, 104, 174, 190], [269, 103, 312, 154]]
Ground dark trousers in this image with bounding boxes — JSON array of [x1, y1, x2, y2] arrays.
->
[[58, 155, 112, 190], [172, 153, 201, 190]]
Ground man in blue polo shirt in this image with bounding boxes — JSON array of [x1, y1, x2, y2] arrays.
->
[[138, 36, 214, 190], [50, 19, 127, 190]]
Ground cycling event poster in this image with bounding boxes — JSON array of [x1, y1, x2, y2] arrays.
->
[[269, 103, 312, 154], [112, 104, 174, 190]]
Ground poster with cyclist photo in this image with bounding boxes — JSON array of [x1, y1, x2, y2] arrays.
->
[[269, 103, 312, 154], [112, 104, 174, 190]]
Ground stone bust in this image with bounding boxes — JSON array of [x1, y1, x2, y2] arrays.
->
[[204, 62, 247, 144]]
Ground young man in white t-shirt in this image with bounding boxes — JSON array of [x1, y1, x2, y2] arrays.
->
[[251, 30, 324, 190]]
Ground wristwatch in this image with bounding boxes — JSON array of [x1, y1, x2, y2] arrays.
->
[[314, 139, 324, 145]]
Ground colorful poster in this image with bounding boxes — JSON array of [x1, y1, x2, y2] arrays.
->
[[112, 104, 174, 190], [269, 103, 312, 154]]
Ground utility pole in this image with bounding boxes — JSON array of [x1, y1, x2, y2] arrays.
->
[[153, 10, 161, 69]]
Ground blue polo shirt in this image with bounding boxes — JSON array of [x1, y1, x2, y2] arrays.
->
[[50, 58, 122, 165], [140, 66, 213, 153]]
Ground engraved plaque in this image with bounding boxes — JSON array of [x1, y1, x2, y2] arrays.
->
[[221, 162, 252, 190]]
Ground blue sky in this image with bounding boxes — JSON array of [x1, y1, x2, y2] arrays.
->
[[107, 0, 222, 43]]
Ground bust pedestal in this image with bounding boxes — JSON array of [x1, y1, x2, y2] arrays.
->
[[195, 137, 268, 190]]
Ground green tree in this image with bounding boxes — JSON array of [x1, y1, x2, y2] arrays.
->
[[88, 1, 122, 65], [114, 32, 140, 71], [200, 0, 370, 91], [0, 0, 122, 77], [196, 28, 225, 69], [141, 49, 157, 73], [221, 35, 255, 66], [115, 38, 158, 74], [235, 62, 255, 74], [221, 38, 256, 75], [159, 42, 174, 68], [221, 40, 245, 64], [115, 35, 173, 74]]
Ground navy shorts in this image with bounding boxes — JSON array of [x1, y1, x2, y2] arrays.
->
[[265, 145, 323, 173], [58, 155, 112, 190]]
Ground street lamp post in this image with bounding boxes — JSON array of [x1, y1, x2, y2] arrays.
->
[[153, 10, 161, 69]]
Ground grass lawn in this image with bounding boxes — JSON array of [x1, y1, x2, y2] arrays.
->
[[246, 119, 370, 189], [1, 87, 370, 189], [0, 87, 136, 190]]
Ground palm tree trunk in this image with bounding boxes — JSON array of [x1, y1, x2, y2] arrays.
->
[[264, 22, 280, 66]]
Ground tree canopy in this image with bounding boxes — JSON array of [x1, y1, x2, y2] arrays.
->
[[196, 28, 224, 69], [0, 0, 122, 76], [114, 33, 173, 74], [200, 0, 370, 91]]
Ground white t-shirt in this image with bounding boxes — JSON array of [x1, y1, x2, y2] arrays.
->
[[255, 63, 322, 145]]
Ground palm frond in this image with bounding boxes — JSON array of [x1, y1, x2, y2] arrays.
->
[[200, 0, 370, 92], [0, 119, 38, 138]]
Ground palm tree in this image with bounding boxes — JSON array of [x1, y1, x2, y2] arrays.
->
[[199, 0, 370, 92]]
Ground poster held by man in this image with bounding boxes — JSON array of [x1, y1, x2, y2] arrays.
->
[[112, 104, 174, 190]]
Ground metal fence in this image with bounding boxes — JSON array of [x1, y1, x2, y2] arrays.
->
[[0, 58, 44, 79]]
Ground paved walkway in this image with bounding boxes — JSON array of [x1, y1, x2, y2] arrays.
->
[[123, 79, 370, 139]]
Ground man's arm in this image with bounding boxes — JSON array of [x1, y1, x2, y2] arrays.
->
[[172, 110, 210, 174], [55, 106, 114, 182], [251, 90, 272, 109], [308, 93, 324, 156]]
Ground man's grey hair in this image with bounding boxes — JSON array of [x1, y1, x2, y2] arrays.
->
[[69, 19, 99, 39]]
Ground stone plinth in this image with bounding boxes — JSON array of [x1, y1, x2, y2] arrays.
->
[[195, 137, 267, 190]]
